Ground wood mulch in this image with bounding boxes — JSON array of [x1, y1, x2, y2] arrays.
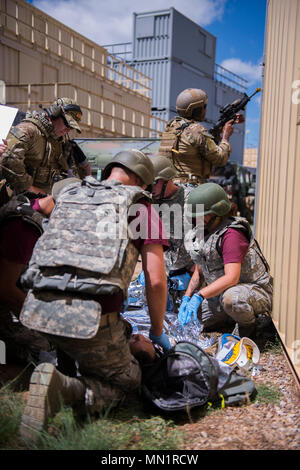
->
[[180, 342, 300, 450]]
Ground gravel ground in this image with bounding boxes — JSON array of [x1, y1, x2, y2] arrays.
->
[[181, 342, 300, 450]]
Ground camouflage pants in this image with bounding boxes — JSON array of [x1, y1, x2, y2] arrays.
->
[[0, 304, 50, 365], [200, 282, 273, 329], [44, 317, 141, 414]]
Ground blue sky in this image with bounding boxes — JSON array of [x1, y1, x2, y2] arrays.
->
[[207, 0, 266, 147], [26, 0, 266, 147]]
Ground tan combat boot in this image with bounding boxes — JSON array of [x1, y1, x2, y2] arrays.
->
[[20, 362, 86, 445]]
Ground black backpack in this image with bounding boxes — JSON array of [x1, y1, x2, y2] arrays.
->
[[142, 341, 256, 412]]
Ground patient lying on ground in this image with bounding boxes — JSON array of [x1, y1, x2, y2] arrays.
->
[[129, 334, 157, 365]]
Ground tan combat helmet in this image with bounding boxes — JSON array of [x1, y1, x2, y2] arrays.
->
[[176, 88, 208, 119], [101, 149, 155, 186], [151, 154, 178, 181], [47, 98, 83, 133]]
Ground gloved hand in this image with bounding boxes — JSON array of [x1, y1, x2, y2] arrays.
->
[[169, 272, 191, 291], [178, 295, 191, 326], [180, 294, 204, 326], [137, 271, 146, 286], [149, 330, 171, 352]]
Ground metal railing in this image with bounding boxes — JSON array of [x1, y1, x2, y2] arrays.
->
[[215, 64, 248, 93], [0, 0, 151, 98], [103, 42, 133, 62], [5, 82, 167, 138], [103, 44, 248, 94]]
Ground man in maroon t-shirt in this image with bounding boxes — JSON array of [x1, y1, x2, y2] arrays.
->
[[178, 183, 273, 338]]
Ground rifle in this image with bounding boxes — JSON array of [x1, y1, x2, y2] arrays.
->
[[209, 88, 261, 143]]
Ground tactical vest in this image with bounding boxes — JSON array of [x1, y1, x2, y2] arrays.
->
[[185, 216, 272, 289], [10, 114, 68, 191], [153, 185, 193, 273], [20, 177, 151, 339], [0, 194, 44, 237], [159, 117, 208, 180]]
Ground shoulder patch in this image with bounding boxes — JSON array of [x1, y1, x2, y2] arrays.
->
[[9, 126, 27, 140]]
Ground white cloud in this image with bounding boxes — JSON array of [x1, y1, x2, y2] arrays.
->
[[31, 0, 227, 45], [220, 58, 262, 87]]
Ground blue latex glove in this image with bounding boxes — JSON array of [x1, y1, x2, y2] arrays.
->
[[178, 295, 191, 326], [137, 271, 146, 286], [180, 294, 204, 326], [149, 330, 171, 352], [169, 272, 191, 291]]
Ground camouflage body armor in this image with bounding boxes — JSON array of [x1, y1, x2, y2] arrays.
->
[[2, 112, 70, 193], [159, 117, 231, 182], [185, 216, 272, 291], [20, 177, 151, 339], [154, 184, 193, 274], [0, 193, 44, 236]]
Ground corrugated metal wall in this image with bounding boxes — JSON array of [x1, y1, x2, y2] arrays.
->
[[132, 59, 170, 109], [133, 10, 171, 61], [255, 0, 300, 380], [0, 0, 163, 138]]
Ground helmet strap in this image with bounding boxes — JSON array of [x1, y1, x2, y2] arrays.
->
[[158, 180, 168, 200], [205, 215, 219, 233], [152, 180, 168, 201]]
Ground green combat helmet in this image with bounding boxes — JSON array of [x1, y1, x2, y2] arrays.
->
[[176, 88, 208, 119], [186, 183, 232, 219], [151, 154, 178, 181], [101, 149, 155, 186]]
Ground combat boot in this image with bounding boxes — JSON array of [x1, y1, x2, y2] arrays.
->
[[20, 362, 86, 445]]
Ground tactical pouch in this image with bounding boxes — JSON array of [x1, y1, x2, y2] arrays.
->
[[20, 289, 102, 339], [33, 167, 53, 185]]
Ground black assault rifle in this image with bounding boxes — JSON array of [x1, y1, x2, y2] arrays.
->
[[209, 87, 261, 143]]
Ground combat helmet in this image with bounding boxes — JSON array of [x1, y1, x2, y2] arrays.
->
[[176, 88, 208, 119], [186, 183, 232, 219], [46, 97, 82, 133], [151, 154, 178, 181], [101, 149, 155, 185]]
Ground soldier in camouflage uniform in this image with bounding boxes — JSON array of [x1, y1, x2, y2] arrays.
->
[[151, 154, 196, 311], [0, 98, 90, 196], [178, 183, 273, 338], [159, 88, 235, 184], [19, 150, 170, 443]]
